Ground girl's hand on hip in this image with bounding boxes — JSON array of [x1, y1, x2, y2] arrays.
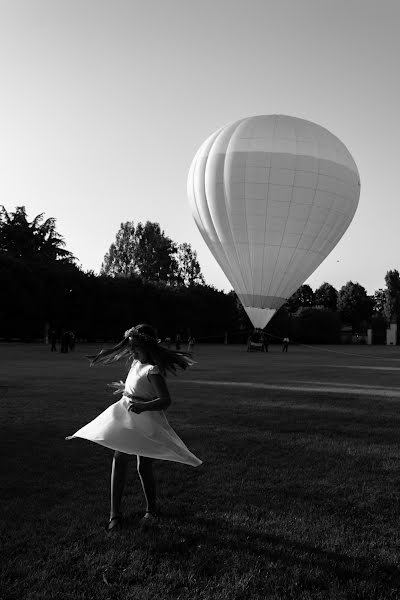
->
[[123, 392, 141, 400], [127, 400, 146, 414]]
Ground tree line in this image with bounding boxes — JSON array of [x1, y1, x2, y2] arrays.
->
[[0, 206, 234, 342], [1, 205, 399, 344]]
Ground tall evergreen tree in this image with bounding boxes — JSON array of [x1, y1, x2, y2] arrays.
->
[[384, 269, 400, 324], [0, 205, 74, 263]]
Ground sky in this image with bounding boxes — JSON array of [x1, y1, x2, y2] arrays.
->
[[0, 0, 399, 295]]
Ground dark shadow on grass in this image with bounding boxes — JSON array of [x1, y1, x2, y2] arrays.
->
[[95, 503, 400, 589], [152, 514, 400, 590]]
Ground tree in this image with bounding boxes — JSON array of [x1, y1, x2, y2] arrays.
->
[[101, 221, 178, 283], [384, 270, 400, 324], [337, 281, 374, 331], [175, 243, 205, 286], [100, 222, 138, 277], [287, 284, 314, 313], [135, 222, 178, 282], [314, 282, 338, 310], [0, 205, 74, 263], [0, 206, 79, 340], [372, 288, 386, 314]]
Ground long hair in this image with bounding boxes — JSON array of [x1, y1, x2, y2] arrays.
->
[[87, 324, 194, 376]]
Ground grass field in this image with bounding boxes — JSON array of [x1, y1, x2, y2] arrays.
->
[[2, 341, 400, 599]]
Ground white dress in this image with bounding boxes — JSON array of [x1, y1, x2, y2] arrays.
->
[[66, 360, 202, 467]]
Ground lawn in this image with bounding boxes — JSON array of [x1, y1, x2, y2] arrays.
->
[[2, 341, 400, 599]]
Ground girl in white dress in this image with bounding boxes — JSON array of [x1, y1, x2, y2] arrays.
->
[[66, 324, 202, 531]]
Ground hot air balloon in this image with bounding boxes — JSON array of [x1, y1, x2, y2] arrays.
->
[[187, 115, 360, 329]]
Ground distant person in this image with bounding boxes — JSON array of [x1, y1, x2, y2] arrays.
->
[[175, 333, 182, 351], [187, 336, 195, 353], [49, 329, 57, 352], [164, 336, 172, 349], [246, 334, 252, 352], [282, 337, 289, 352], [69, 331, 76, 351], [60, 330, 69, 353], [66, 323, 202, 531], [263, 334, 269, 352]]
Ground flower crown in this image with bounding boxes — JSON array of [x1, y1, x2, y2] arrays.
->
[[124, 326, 159, 346]]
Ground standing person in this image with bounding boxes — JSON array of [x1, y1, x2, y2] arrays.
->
[[187, 336, 195, 353], [175, 332, 181, 351], [246, 333, 252, 352], [262, 333, 268, 352], [49, 329, 57, 352], [60, 329, 69, 353], [69, 331, 76, 351], [282, 336, 289, 352], [66, 324, 202, 531]]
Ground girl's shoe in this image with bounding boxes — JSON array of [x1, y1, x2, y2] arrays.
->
[[139, 512, 158, 526], [107, 514, 123, 532]]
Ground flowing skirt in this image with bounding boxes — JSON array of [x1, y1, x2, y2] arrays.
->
[[66, 397, 202, 467]]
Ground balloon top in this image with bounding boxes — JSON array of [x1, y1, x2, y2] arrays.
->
[[198, 114, 359, 181]]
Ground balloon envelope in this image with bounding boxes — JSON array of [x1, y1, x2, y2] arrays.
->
[[187, 115, 360, 328]]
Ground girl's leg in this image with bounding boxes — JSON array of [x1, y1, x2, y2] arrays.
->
[[110, 451, 130, 519], [137, 456, 157, 514]]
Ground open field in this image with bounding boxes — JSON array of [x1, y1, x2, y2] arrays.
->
[[2, 342, 400, 599]]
